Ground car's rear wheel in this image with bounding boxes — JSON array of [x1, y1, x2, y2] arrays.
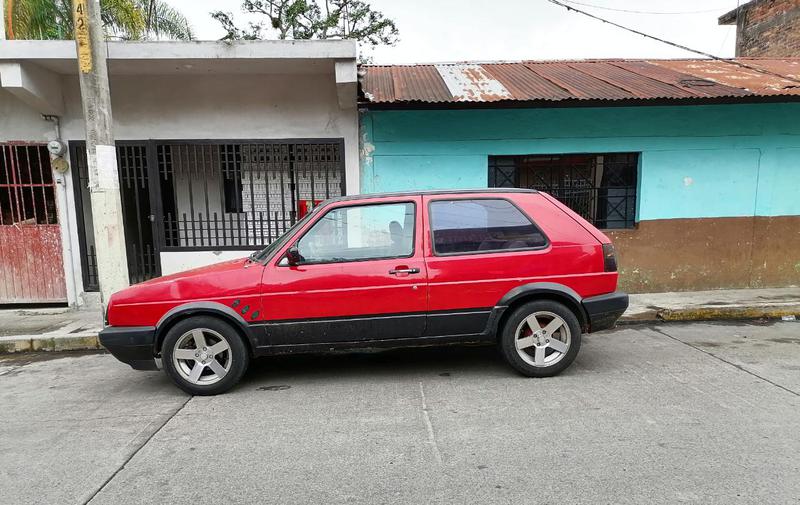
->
[[162, 316, 249, 396], [499, 300, 581, 377]]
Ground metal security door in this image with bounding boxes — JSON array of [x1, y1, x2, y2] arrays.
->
[[117, 144, 161, 283], [70, 142, 161, 290], [0, 144, 67, 303]]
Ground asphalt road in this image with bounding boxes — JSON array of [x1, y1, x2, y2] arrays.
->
[[1, 321, 799, 505]]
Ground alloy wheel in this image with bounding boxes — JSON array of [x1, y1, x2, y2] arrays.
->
[[514, 311, 571, 367], [171, 328, 233, 385]]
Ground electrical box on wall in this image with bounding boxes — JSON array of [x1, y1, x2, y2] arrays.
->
[[51, 157, 69, 173], [47, 140, 67, 157]]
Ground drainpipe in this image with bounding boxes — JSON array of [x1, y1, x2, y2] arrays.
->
[[43, 114, 80, 308], [1, 0, 6, 40], [45, 113, 61, 139]]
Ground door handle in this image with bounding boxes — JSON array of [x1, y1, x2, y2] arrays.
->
[[389, 267, 420, 275]]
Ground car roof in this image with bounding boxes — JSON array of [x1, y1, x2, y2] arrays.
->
[[325, 188, 539, 204]]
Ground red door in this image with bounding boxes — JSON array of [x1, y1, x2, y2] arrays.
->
[[0, 144, 67, 304], [261, 196, 427, 345]]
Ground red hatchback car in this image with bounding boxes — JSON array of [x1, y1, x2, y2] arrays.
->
[[100, 189, 628, 395]]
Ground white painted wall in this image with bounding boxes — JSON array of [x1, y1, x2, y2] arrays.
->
[[0, 68, 358, 304], [58, 73, 359, 192], [160, 250, 256, 276], [0, 88, 56, 141]]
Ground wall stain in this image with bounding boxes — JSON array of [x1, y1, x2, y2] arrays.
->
[[608, 216, 800, 293]]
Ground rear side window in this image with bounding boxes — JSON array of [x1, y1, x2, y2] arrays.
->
[[429, 199, 548, 255]]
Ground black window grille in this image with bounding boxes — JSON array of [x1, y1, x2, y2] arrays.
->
[[71, 139, 345, 291], [158, 141, 344, 249], [489, 153, 638, 229]]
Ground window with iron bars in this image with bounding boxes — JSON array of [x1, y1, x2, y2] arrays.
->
[[489, 153, 638, 229], [158, 141, 345, 250], [0, 145, 57, 227], [70, 140, 345, 291]]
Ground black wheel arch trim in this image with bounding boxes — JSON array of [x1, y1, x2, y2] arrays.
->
[[497, 282, 583, 307], [488, 282, 588, 335], [154, 301, 257, 354]]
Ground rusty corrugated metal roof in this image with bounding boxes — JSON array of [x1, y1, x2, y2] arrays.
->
[[651, 59, 800, 96], [359, 58, 800, 105]]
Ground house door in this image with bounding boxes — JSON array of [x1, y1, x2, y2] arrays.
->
[[0, 143, 67, 304], [70, 142, 162, 289]]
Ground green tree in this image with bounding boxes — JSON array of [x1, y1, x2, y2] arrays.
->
[[5, 0, 192, 40], [211, 0, 398, 53], [137, 0, 193, 40]]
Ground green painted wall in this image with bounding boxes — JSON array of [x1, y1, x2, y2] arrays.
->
[[359, 103, 800, 220]]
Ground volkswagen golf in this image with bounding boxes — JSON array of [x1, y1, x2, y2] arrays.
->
[[100, 189, 628, 395]]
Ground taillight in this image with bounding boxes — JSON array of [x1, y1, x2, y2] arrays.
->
[[602, 243, 617, 272]]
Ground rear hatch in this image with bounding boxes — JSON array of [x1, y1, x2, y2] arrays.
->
[[539, 191, 618, 272], [539, 192, 612, 244]]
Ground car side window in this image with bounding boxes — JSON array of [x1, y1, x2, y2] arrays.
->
[[296, 202, 415, 263], [430, 199, 547, 255]]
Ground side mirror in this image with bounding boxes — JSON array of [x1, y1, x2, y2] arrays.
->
[[285, 245, 302, 266]]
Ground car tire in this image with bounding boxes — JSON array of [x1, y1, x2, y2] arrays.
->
[[161, 316, 249, 396], [499, 300, 582, 378]]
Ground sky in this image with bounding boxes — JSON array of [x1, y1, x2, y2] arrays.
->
[[166, 0, 742, 63]]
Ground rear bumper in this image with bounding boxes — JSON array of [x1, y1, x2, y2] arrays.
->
[[98, 326, 159, 371], [582, 292, 629, 332]]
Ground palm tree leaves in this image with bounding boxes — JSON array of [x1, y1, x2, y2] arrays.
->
[[138, 0, 193, 40], [101, 0, 147, 39], [6, 0, 70, 39], [5, 0, 193, 40]]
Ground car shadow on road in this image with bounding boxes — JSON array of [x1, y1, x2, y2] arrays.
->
[[240, 344, 512, 385], [235, 332, 623, 389]]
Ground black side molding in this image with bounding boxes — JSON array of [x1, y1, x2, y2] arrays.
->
[[582, 292, 629, 333]]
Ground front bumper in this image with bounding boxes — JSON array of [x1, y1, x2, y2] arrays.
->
[[582, 292, 629, 332], [98, 326, 159, 371]]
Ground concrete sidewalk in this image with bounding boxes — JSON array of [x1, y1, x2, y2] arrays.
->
[[0, 287, 798, 353], [0, 307, 103, 353], [624, 286, 800, 322]]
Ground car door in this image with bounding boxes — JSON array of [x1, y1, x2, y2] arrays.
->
[[422, 194, 551, 337], [261, 197, 427, 345]]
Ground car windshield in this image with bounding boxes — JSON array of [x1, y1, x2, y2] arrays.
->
[[249, 209, 318, 263]]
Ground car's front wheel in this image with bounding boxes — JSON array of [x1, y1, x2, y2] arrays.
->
[[499, 300, 581, 377], [162, 316, 249, 395]]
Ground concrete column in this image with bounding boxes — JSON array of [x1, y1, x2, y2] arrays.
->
[[73, 0, 129, 306]]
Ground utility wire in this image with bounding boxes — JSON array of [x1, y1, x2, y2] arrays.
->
[[546, 0, 800, 85], [717, 0, 739, 53], [561, 0, 726, 16]]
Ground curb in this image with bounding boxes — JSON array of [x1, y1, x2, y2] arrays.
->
[[0, 334, 101, 354], [620, 305, 800, 324]]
